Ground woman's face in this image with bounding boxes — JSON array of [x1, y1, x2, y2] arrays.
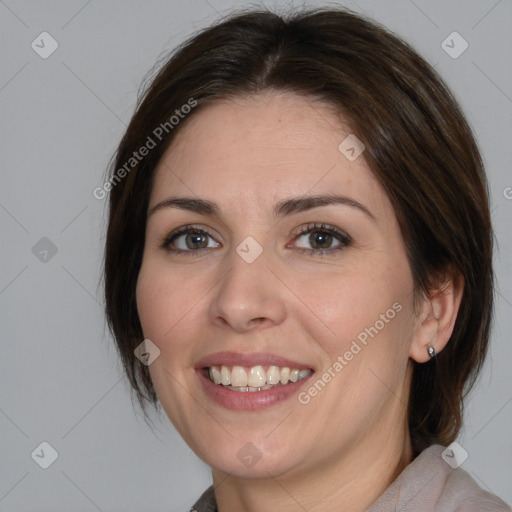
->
[[136, 91, 420, 479]]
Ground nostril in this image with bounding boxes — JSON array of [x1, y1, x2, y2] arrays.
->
[[216, 317, 230, 327]]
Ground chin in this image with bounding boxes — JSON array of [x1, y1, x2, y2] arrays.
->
[[195, 433, 307, 479]]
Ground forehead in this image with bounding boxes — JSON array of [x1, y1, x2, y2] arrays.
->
[[150, 91, 389, 217]]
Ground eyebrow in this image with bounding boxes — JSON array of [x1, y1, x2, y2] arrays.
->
[[148, 197, 220, 217], [274, 195, 375, 221], [147, 194, 375, 221]]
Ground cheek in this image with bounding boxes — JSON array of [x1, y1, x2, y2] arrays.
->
[[298, 268, 399, 337], [294, 256, 415, 375], [135, 260, 201, 350], [295, 267, 414, 432]]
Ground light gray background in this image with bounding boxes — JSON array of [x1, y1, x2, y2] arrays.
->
[[1, 0, 511, 510]]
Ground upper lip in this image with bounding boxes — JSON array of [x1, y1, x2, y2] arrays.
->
[[195, 351, 313, 370]]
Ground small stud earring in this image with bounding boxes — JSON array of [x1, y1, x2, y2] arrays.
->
[[428, 346, 436, 359]]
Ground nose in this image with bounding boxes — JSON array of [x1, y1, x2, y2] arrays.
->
[[208, 250, 287, 333]]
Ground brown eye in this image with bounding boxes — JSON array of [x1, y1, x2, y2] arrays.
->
[[293, 223, 351, 255], [185, 231, 209, 249], [309, 231, 333, 249], [164, 227, 220, 252]]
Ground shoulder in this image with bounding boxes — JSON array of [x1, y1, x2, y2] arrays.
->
[[190, 485, 217, 512], [367, 445, 511, 512], [440, 455, 511, 511]]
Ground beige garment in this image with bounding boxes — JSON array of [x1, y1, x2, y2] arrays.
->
[[190, 444, 511, 511]]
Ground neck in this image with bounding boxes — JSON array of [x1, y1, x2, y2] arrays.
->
[[212, 422, 413, 512]]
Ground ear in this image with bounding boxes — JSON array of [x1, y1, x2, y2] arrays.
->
[[409, 272, 464, 363]]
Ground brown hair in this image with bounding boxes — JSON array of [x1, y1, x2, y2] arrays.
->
[[103, 7, 494, 455]]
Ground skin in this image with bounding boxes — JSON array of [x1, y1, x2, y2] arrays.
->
[[136, 91, 463, 512]]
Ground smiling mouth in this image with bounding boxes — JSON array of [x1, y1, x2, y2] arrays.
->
[[205, 365, 313, 392]]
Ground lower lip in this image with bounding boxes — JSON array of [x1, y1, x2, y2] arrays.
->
[[197, 370, 314, 411]]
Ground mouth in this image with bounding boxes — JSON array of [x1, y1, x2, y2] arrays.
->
[[204, 364, 313, 392], [195, 352, 315, 410]]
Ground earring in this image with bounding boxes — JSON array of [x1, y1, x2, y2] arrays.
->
[[427, 346, 436, 359]]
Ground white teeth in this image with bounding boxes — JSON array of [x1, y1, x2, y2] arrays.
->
[[289, 369, 299, 383], [230, 384, 274, 392], [207, 364, 312, 389], [231, 365, 247, 387], [209, 366, 221, 385], [247, 366, 266, 387], [266, 365, 281, 384], [280, 367, 290, 384], [220, 365, 231, 386], [298, 369, 311, 380]]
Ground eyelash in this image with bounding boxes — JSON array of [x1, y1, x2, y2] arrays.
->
[[291, 222, 352, 256], [161, 222, 352, 257], [161, 225, 217, 257]]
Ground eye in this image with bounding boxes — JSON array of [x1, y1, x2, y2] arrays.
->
[[162, 226, 220, 253], [291, 223, 351, 255]]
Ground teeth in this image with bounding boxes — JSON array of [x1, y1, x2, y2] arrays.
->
[[231, 365, 248, 387], [266, 365, 280, 384], [230, 384, 275, 392], [210, 366, 221, 385], [220, 365, 231, 386], [207, 364, 312, 389], [298, 369, 311, 380], [248, 366, 266, 387]]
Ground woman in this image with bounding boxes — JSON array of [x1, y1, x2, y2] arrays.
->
[[103, 7, 511, 511]]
